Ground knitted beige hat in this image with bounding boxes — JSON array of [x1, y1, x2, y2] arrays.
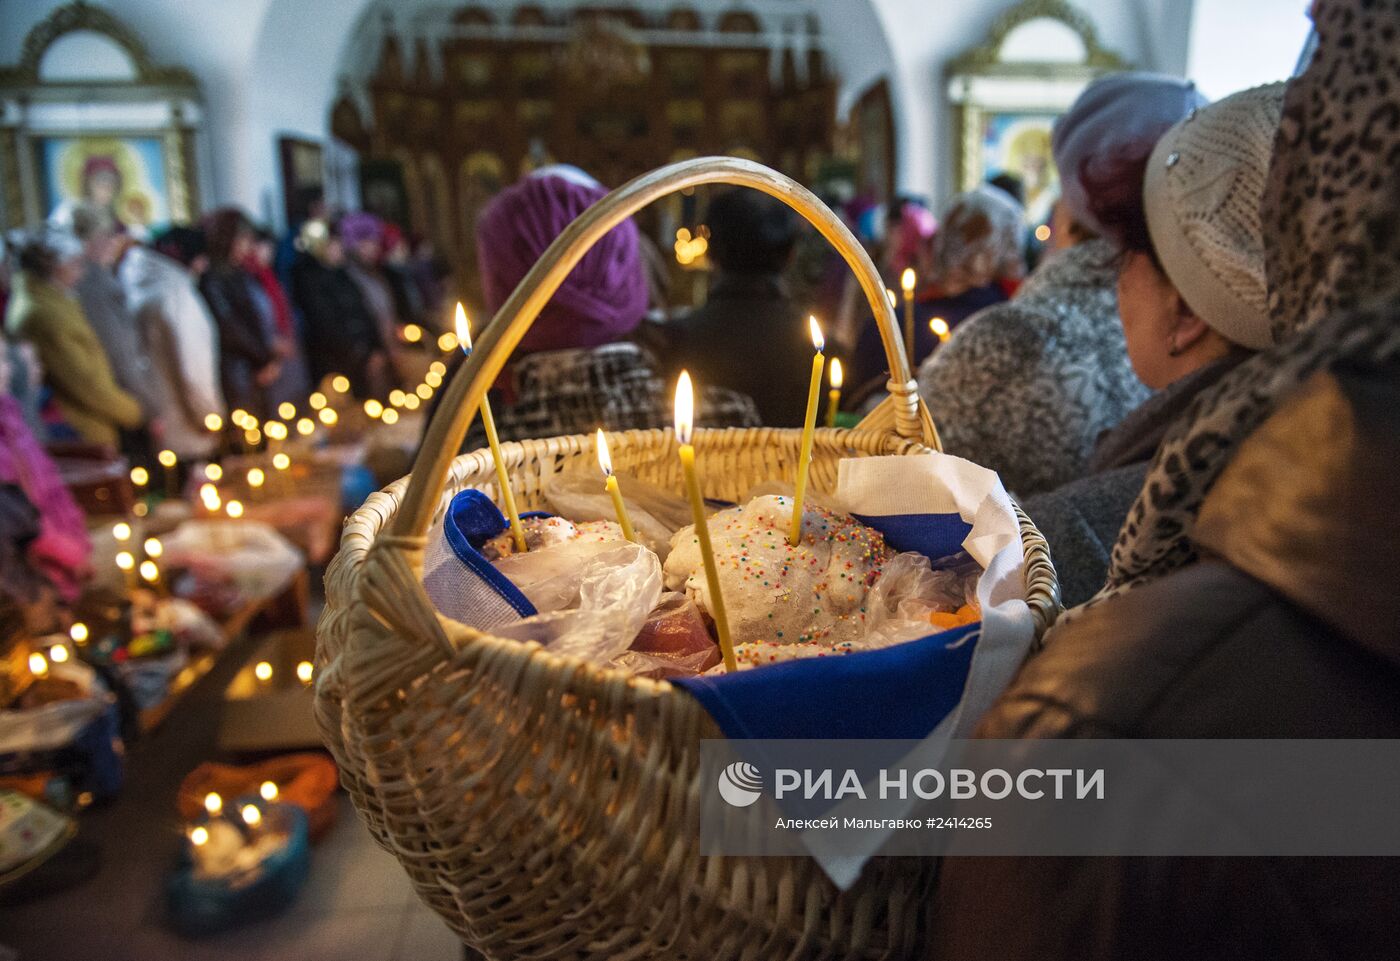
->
[[1144, 82, 1286, 350]]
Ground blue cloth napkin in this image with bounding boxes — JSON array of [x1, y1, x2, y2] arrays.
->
[[674, 622, 979, 741]]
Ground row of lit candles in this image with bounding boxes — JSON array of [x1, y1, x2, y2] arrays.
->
[[190, 784, 280, 848]]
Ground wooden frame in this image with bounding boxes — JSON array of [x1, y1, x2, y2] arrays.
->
[[946, 0, 1127, 219], [0, 1, 203, 230]]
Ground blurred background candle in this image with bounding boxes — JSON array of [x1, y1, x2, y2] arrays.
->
[[930, 316, 950, 345], [595, 429, 636, 542], [826, 358, 843, 428], [157, 449, 178, 499], [130, 466, 149, 496], [901, 268, 917, 361], [674, 372, 736, 673], [789, 317, 825, 546], [457, 304, 525, 553], [115, 550, 137, 592]]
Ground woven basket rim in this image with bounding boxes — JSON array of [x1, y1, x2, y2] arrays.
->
[[329, 425, 1056, 703]]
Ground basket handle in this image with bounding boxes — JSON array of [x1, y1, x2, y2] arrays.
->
[[390, 156, 938, 543]]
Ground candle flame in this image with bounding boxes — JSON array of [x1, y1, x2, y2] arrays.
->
[[830, 357, 844, 389], [205, 463, 223, 481], [70, 622, 88, 643], [204, 413, 223, 432], [901, 267, 916, 293], [808, 315, 825, 353], [130, 466, 149, 487], [112, 522, 132, 541], [139, 560, 159, 583], [241, 804, 262, 827], [296, 660, 314, 683], [158, 449, 177, 468], [189, 826, 209, 847], [254, 661, 273, 681], [115, 551, 135, 571], [50, 644, 69, 663], [144, 537, 162, 558], [455, 303, 472, 353], [204, 792, 223, 816], [595, 428, 614, 476], [930, 317, 950, 337], [28, 651, 48, 677], [260, 781, 279, 802], [674, 371, 694, 446]]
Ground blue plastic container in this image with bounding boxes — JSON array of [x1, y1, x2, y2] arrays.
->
[[166, 802, 310, 936]]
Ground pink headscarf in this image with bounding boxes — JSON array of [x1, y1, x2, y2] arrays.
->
[[475, 173, 647, 354]]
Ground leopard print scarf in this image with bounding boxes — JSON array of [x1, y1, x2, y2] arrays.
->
[[1079, 0, 1400, 610]]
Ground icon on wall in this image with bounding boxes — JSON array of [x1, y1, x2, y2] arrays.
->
[[36, 135, 171, 229]]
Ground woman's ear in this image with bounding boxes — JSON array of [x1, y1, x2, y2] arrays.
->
[[1169, 295, 1213, 356]]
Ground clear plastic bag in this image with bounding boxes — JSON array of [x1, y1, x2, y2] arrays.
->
[[614, 593, 721, 679], [543, 471, 696, 560], [491, 538, 663, 664]]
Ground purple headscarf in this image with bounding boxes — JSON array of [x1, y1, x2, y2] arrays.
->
[[476, 173, 647, 354], [337, 211, 384, 249], [1052, 72, 1209, 239]]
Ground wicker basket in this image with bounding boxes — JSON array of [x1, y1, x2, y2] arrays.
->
[[316, 157, 1060, 961]]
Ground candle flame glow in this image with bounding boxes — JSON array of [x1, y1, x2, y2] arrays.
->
[[49, 644, 69, 663], [130, 466, 149, 486], [830, 357, 843, 389], [144, 537, 162, 558], [930, 317, 950, 337], [273, 453, 292, 471], [278, 402, 296, 420], [241, 804, 262, 827], [112, 522, 132, 541], [296, 660, 314, 683], [70, 622, 89, 643], [205, 463, 223, 481], [28, 651, 48, 677], [808, 315, 825, 353], [901, 267, 916, 293], [260, 781, 279, 802], [139, 560, 159, 583], [254, 661, 273, 681], [158, 449, 177, 468], [455, 303, 472, 353], [204, 792, 223, 816], [674, 371, 694, 446], [204, 413, 223, 432], [226, 500, 244, 519], [189, 826, 209, 847], [596, 428, 614, 476], [115, 551, 135, 571]]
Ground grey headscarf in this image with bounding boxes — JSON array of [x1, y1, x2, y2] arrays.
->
[[929, 187, 1025, 296], [1080, 0, 1400, 608]]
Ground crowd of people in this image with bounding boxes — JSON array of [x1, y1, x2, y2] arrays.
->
[[1, 198, 448, 464]]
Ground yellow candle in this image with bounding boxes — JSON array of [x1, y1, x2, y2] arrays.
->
[[158, 449, 178, 499], [789, 316, 825, 546], [930, 316, 950, 344], [115, 550, 137, 592], [674, 372, 736, 673], [901, 268, 917, 364], [596, 429, 636, 542], [457, 304, 526, 553], [826, 357, 843, 428]]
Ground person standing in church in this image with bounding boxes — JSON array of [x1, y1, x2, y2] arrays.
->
[[668, 188, 814, 427], [4, 227, 143, 448], [68, 205, 160, 455], [120, 227, 225, 462], [290, 219, 387, 398], [199, 208, 279, 418]]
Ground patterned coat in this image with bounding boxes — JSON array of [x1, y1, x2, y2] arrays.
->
[[916, 239, 1151, 497]]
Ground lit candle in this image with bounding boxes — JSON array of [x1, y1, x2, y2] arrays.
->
[[49, 643, 70, 664], [789, 316, 826, 546], [330, 374, 350, 395], [70, 622, 89, 645], [901, 268, 917, 363], [158, 449, 178, 499], [296, 660, 314, 684], [144, 537, 162, 559], [226, 499, 244, 519], [139, 559, 161, 591], [115, 550, 137, 592], [595, 429, 636, 542], [189, 825, 209, 848], [112, 521, 132, 543], [457, 304, 525, 553], [204, 413, 223, 434], [674, 372, 736, 673], [240, 803, 263, 838], [28, 651, 48, 678], [205, 463, 223, 482], [930, 316, 950, 345], [204, 792, 223, 817], [826, 358, 843, 428], [277, 402, 296, 421], [259, 781, 279, 803], [129, 466, 149, 495], [363, 399, 384, 419], [296, 417, 315, 437], [254, 660, 273, 682]]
